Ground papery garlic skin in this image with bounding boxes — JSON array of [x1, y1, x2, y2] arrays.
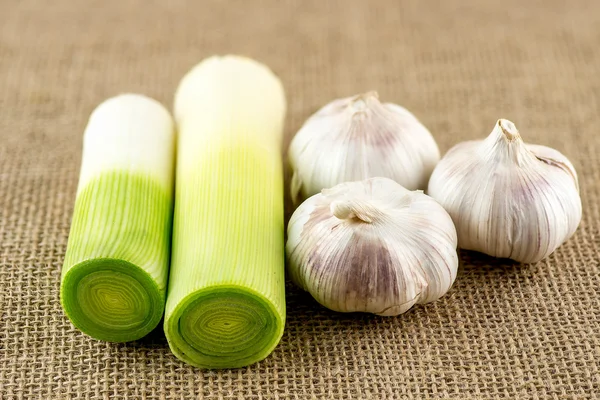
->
[[427, 119, 582, 263], [288, 92, 440, 203], [286, 177, 458, 316]]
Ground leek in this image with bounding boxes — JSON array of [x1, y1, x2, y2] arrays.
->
[[61, 94, 175, 342], [164, 55, 287, 369]]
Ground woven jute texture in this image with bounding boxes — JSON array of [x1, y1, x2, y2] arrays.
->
[[1, 0, 599, 398]]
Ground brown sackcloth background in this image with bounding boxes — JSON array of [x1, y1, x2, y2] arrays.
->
[[1, 0, 599, 398]]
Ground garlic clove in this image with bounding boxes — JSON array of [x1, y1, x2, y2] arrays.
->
[[526, 143, 579, 191], [288, 92, 440, 203], [286, 177, 458, 316], [427, 119, 582, 263]]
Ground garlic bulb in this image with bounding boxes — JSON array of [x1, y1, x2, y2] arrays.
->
[[288, 91, 440, 203], [427, 119, 582, 263], [286, 177, 458, 316]]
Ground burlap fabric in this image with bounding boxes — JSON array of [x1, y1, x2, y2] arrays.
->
[[1, 0, 598, 398]]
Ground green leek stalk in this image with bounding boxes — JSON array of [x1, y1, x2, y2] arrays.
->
[[61, 94, 175, 342], [164, 55, 287, 369]]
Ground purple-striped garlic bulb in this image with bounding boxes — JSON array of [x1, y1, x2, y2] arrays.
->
[[288, 92, 440, 204], [428, 119, 582, 263], [286, 177, 458, 316]]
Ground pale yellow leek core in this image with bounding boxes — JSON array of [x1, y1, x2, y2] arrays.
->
[[164, 55, 287, 369]]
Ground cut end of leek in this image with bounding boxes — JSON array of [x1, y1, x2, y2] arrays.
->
[[165, 55, 287, 369], [61, 94, 175, 342], [61, 258, 164, 342], [165, 286, 284, 369]]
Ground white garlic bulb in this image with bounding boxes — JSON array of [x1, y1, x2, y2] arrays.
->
[[286, 177, 458, 316], [427, 119, 582, 263], [288, 91, 440, 203]]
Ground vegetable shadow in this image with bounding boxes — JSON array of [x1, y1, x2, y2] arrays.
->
[[282, 249, 541, 344]]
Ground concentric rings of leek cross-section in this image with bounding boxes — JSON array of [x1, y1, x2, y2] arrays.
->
[[61, 258, 164, 342], [165, 287, 284, 369]]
